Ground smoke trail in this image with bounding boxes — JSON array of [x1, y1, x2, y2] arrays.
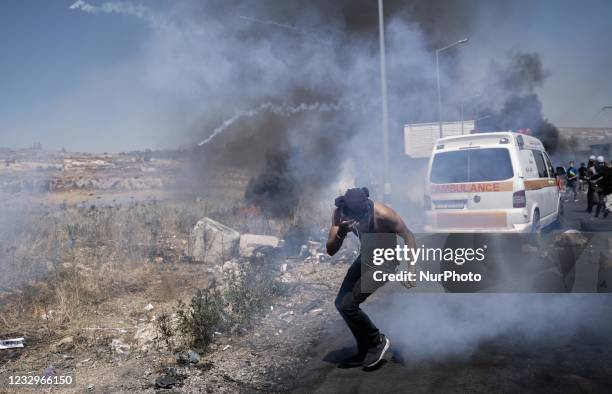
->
[[70, 0, 163, 27], [198, 101, 344, 146], [238, 15, 333, 46]]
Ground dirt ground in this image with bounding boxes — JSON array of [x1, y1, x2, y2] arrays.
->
[[2, 150, 612, 393], [1, 256, 349, 392]]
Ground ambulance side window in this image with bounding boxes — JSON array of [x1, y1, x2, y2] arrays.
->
[[531, 150, 548, 178], [542, 152, 555, 178], [519, 150, 538, 179]]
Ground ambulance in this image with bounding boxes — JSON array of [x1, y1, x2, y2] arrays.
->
[[424, 132, 560, 233]]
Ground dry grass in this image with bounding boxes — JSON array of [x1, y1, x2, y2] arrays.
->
[[0, 182, 318, 357], [0, 199, 253, 336]]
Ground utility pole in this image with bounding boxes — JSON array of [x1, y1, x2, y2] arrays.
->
[[435, 38, 468, 138], [378, 0, 391, 203]]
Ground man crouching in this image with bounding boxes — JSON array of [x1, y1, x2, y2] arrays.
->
[[326, 187, 416, 368]]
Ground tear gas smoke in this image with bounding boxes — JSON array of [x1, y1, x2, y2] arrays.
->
[[70, 0, 470, 218], [371, 293, 612, 363]]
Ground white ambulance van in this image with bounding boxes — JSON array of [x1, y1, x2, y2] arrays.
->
[[424, 132, 560, 233]]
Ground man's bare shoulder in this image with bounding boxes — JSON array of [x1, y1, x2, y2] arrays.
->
[[373, 201, 402, 226], [373, 201, 396, 218]]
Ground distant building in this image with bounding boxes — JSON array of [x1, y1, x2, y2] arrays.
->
[[404, 120, 476, 158]]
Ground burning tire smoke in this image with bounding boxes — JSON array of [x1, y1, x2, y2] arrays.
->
[[477, 52, 565, 154]]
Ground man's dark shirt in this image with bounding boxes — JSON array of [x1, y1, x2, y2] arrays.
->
[[594, 167, 612, 195]]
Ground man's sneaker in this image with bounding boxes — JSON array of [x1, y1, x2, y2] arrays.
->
[[339, 350, 367, 368], [363, 334, 390, 368]]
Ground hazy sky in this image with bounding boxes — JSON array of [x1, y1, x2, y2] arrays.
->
[[0, 0, 611, 152]]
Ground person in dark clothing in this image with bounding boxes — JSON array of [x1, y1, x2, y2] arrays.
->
[[592, 161, 612, 218], [587, 158, 598, 213], [578, 162, 587, 192], [566, 161, 578, 202], [327, 187, 416, 368]]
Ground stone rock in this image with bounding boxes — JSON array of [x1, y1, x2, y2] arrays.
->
[[187, 350, 201, 364], [144, 303, 154, 312], [307, 241, 322, 255], [134, 324, 157, 350], [188, 218, 240, 262], [110, 338, 131, 354], [50, 336, 74, 352], [239, 234, 280, 257]]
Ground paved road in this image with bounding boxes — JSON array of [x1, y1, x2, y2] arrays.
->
[[291, 294, 612, 393], [289, 193, 612, 393]]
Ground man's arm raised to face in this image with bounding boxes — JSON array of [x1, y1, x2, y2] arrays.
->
[[326, 208, 355, 256]]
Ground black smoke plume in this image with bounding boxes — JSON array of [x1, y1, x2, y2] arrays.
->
[[477, 52, 562, 153], [244, 151, 297, 218]]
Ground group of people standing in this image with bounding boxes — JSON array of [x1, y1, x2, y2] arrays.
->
[[566, 156, 612, 218]]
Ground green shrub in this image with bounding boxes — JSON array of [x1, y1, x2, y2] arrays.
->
[[176, 288, 224, 351]]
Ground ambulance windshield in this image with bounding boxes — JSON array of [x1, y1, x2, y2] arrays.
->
[[430, 148, 514, 183]]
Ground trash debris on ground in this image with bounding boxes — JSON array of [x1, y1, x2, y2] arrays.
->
[[155, 368, 183, 389], [177, 349, 201, 365], [41, 310, 55, 320], [301, 299, 323, 314], [278, 311, 294, 319], [110, 338, 131, 354], [187, 349, 201, 364], [239, 234, 280, 257], [144, 303, 154, 312], [0, 337, 25, 350]]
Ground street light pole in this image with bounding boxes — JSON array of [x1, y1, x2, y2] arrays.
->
[[460, 91, 481, 135], [436, 38, 468, 138], [378, 0, 391, 203], [436, 50, 442, 138]]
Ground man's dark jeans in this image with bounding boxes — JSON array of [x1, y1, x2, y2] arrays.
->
[[567, 181, 577, 200], [334, 255, 391, 351]]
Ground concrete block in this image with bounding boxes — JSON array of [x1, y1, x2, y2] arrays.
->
[[188, 217, 240, 262]]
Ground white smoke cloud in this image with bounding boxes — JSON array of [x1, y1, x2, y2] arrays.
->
[[370, 293, 612, 363]]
